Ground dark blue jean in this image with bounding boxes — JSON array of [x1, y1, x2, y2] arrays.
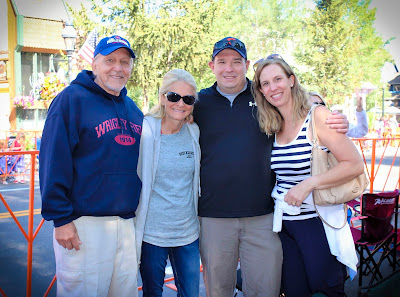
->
[[140, 239, 200, 297]]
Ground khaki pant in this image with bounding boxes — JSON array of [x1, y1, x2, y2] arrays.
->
[[53, 216, 138, 297], [200, 213, 282, 297]]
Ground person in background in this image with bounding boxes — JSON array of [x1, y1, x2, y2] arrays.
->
[[35, 132, 41, 169], [9, 133, 26, 183], [388, 115, 398, 132], [252, 56, 362, 297], [10, 133, 24, 151], [35, 132, 42, 151], [39, 35, 143, 297], [348, 95, 368, 137], [310, 92, 368, 138], [0, 139, 8, 184], [135, 69, 201, 297], [15, 134, 26, 183], [376, 116, 385, 138], [194, 39, 350, 297]]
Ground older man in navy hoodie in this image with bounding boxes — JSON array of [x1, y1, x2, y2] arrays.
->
[[39, 35, 143, 297]]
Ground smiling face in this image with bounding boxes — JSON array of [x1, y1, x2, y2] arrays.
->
[[259, 63, 294, 109], [92, 48, 133, 96], [161, 81, 195, 124], [209, 49, 250, 94]]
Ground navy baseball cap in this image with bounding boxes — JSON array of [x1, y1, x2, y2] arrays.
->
[[94, 35, 136, 58], [212, 37, 247, 60]]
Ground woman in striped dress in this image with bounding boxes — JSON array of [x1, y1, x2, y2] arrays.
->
[[251, 57, 364, 297]]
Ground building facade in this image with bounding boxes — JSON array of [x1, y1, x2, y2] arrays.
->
[[388, 73, 400, 108], [0, 0, 79, 132]]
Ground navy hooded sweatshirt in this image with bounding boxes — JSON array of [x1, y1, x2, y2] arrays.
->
[[40, 70, 143, 227]]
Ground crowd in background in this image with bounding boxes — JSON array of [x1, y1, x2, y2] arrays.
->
[[0, 132, 41, 184]]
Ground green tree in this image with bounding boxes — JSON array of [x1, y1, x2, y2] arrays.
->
[[346, 1, 391, 89], [71, 0, 222, 111], [212, 0, 306, 72], [294, 0, 391, 105], [70, 0, 392, 111], [69, 2, 108, 72]]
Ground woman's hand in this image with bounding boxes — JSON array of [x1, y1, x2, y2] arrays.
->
[[185, 114, 194, 124], [284, 178, 315, 207]]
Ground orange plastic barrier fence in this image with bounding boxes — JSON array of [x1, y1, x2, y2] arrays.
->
[[0, 138, 399, 296], [0, 154, 33, 184], [0, 151, 41, 297], [352, 137, 400, 193]]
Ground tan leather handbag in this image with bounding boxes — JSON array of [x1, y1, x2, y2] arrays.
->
[[310, 107, 369, 206]]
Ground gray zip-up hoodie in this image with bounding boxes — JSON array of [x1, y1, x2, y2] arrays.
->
[[135, 116, 201, 263]]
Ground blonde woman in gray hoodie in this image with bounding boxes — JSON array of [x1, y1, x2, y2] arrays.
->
[[135, 69, 201, 297]]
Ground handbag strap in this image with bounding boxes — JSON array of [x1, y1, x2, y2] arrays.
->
[[309, 105, 348, 230], [314, 202, 348, 229], [310, 106, 319, 148]]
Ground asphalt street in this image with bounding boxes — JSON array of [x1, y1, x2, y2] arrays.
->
[[0, 180, 210, 297]]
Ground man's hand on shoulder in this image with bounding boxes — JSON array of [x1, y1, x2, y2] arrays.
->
[[325, 110, 349, 134], [55, 221, 82, 251], [185, 114, 194, 125]]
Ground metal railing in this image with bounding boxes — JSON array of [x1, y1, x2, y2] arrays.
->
[[0, 151, 40, 297]]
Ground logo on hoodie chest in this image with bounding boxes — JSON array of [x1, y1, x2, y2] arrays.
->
[[115, 133, 135, 145], [95, 117, 142, 145]]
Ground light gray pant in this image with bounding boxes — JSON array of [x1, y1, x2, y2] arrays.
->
[[200, 214, 282, 297]]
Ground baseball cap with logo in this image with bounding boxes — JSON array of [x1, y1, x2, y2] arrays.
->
[[94, 35, 136, 58], [212, 37, 247, 60]]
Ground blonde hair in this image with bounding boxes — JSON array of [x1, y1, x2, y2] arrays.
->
[[251, 59, 311, 135], [309, 91, 326, 105], [147, 69, 197, 119]]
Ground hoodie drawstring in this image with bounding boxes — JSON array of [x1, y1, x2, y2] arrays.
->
[[122, 99, 136, 137], [111, 96, 136, 138]]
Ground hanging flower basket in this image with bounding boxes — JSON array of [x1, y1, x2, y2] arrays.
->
[[33, 72, 68, 101], [13, 95, 35, 109]]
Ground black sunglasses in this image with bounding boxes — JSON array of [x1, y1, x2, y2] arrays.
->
[[253, 53, 287, 71], [165, 92, 196, 106], [214, 39, 245, 51]]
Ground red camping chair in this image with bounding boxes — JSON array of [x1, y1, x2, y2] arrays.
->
[[350, 189, 399, 287]]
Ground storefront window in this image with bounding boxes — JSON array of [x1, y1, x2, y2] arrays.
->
[[16, 108, 47, 130], [21, 52, 34, 95], [18, 52, 62, 130], [38, 109, 48, 129], [17, 108, 35, 130]]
